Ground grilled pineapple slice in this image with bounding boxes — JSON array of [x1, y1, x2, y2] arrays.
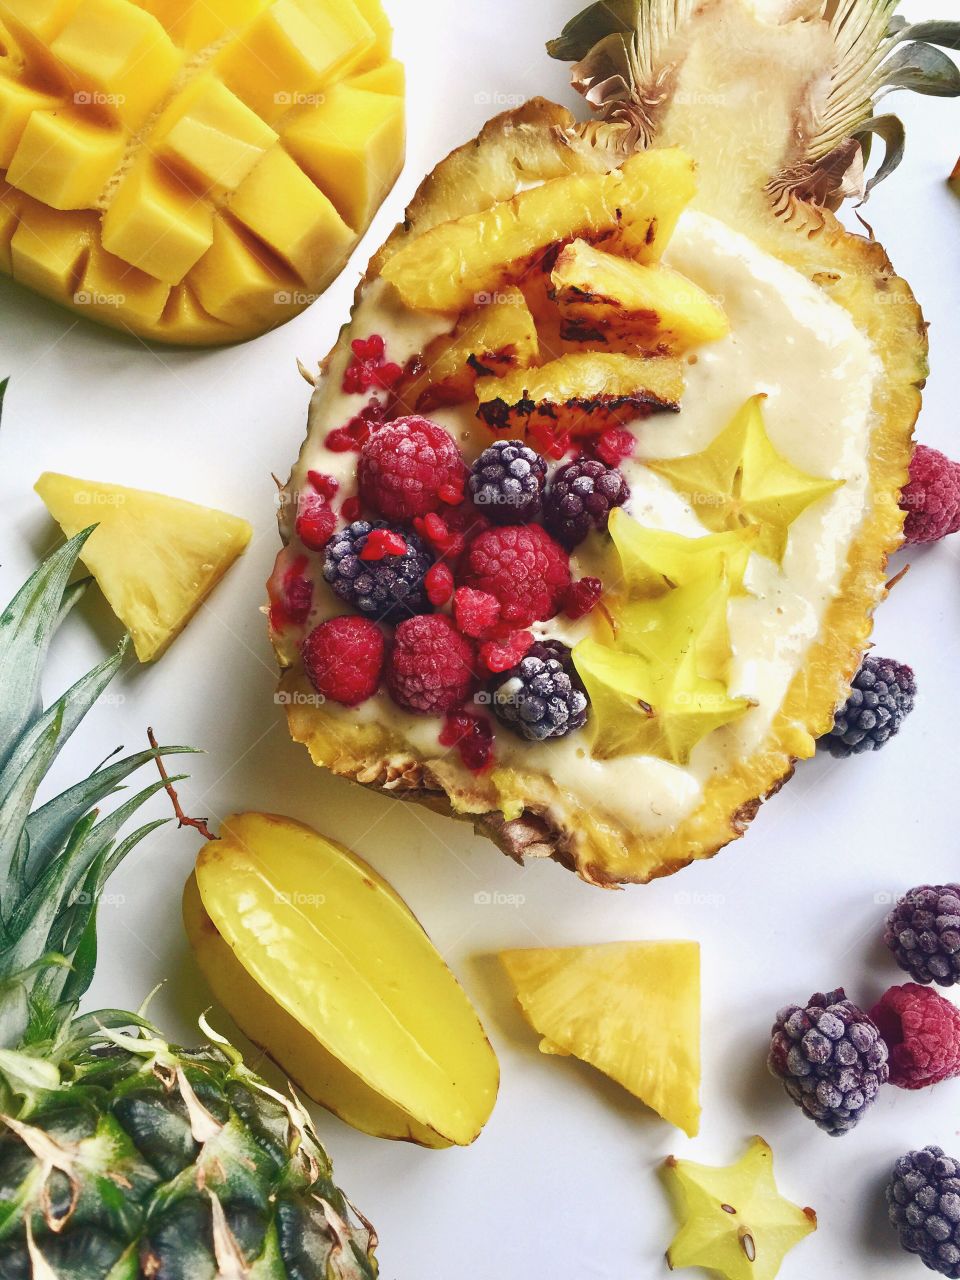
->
[[272, 0, 933, 887], [0, 0, 404, 344]]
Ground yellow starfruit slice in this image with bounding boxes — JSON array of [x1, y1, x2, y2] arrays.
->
[[187, 812, 500, 1148], [607, 507, 758, 597], [500, 941, 701, 1137]]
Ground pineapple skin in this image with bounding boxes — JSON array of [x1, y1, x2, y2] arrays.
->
[[276, 70, 926, 886], [0, 1036, 378, 1278]]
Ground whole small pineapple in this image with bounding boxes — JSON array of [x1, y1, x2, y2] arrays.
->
[[0, 532, 376, 1279]]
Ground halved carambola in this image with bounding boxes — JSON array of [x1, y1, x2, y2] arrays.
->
[[0, 0, 405, 344]]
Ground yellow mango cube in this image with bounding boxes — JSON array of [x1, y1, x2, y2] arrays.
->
[[215, 0, 374, 123], [0, 75, 61, 169], [347, 58, 405, 97], [152, 76, 277, 196], [229, 145, 353, 280], [138, 0, 264, 48], [102, 158, 213, 285], [80, 240, 171, 327], [152, 281, 231, 343], [348, 0, 393, 67], [10, 202, 97, 298], [50, 0, 182, 129], [0, 179, 25, 273], [282, 84, 404, 231], [0, 0, 81, 40], [192, 214, 299, 329], [6, 109, 124, 210]]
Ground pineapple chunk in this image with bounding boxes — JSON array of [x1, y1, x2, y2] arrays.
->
[[476, 351, 684, 436], [34, 472, 251, 661], [500, 942, 701, 1137], [381, 147, 696, 314], [394, 286, 539, 413], [552, 239, 730, 351], [188, 813, 500, 1147]]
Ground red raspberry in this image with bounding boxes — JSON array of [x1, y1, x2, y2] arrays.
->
[[440, 709, 495, 773], [425, 562, 454, 606], [564, 577, 603, 620], [870, 983, 960, 1090], [901, 444, 960, 544], [594, 428, 636, 468], [461, 524, 571, 627], [295, 493, 337, 551], [358, 417, 467, 523], [387, 615, 476, 716], [307, 471, 339, 499], [478, 629, 533, 674], [302, 616, 385, 707], [453, 587, 501, 638]]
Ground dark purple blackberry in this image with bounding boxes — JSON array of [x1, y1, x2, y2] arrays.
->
[[322, 520, 432, 624], [468, 439, 547, 524], [487, 640, 588, 742], [888, 1147, 960, 1277], [768, 987, 889, 1135], [544, 458, 629, 548], [819, 655, 916, 756], [885, 885, 960, 987]]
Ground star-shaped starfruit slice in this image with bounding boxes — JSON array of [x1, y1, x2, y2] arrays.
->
[[645, 395, 843, 563], [618, 572, 735, 685], [573, 639, 751, 765], [607, 507, 758, 597], [663, 1136, 817, 1280]]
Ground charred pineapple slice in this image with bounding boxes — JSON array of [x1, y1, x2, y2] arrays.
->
[[393, 287, 539, 413], [0, 0, 404, 345], [476, 351, 684, 436], [380, 147, 696, 314], [552, 239, 729, 351]]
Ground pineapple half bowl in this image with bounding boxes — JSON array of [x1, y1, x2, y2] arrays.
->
[[269, 0, 934, 888]]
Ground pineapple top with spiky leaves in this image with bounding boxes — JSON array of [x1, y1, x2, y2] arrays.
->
[[0, 534, 377, 1279]]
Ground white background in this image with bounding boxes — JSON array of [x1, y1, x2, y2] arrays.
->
[[2, 2, 960, 1276]]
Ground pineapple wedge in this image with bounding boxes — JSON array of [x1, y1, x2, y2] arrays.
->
[[551, 239, 730, 351], [187, 813, 500, 1148], [500, 942, 701, 1137], [476, 351, 684, 436], [0, 0, 404, 345], [35, 472, 251, 661], [380, 147, 696, 313], [393, 286, 539, 413]]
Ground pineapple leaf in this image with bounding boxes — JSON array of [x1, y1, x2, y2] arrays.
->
[[0, 710, 64, 932], [0, 530, 94, 771], [54, 576, 92, 633], [853, 113, 906, 196], [893, 20, 960, 49], [547, 0, 642, 60], [877, 40, 960, 96]]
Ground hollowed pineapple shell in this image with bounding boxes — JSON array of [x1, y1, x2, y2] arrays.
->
[[274, 2, 925, 887], [0, 0, 404, 345]]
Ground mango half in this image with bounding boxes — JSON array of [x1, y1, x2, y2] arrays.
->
[[185, 813, 500, 1147], [0, 0, 405, 344]]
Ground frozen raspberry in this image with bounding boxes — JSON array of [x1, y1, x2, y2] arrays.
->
[[302, 616, 385, 707], [386, 615, 476, 716], [885, 884, 960, 987], [323, 520, 432, 623], [440, 708, 495, 773], [468, 439, 547, 524], [901, 444, 960, 545], [544, 458, 629, 549], [453, 587, 501, 638], [358, 417, 467, 522], [564, 577, 603, 620], [870, 984, 960, 1090], [425, 562, 454, 606], [461, 524, 571, 627], [295, 493, 337, 551], [478, 629, 534, 674]]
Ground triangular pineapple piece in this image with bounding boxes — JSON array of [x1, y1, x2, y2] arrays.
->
[[500, 941, 701, 1136], [35, 472, 251, 662]]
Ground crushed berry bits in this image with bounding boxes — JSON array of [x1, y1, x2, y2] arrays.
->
[[359, 529, 407, 560], [386, 614, 476, 716], [270, 555, 313, 629], [564, 577, 603, 620], [295, 492, 337, 552], [325, 399, 385, 453], [359, 417, 467, 522], [302, 615, 385, 707], [461, 524, 571, 627], [440, 708, 495, 773], [342, 334, 402, 395]]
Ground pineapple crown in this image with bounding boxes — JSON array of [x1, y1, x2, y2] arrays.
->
[[0, 531, 191, 1060], [548, 0, 960, 208]]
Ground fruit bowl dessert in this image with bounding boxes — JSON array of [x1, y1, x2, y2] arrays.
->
[[269, 0, 934, 887]]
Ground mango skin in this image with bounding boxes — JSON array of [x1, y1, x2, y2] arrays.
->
[[0, 0, 405, 345]]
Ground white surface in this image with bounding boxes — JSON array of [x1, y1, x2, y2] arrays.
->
[[1, 3, 959, 1277]]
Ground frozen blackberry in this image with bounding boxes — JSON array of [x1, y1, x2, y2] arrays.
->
[[885, 885, 960, 987], [488, 639, 588, 742], [544, 457, 629, 548], [468, 439, 547, 524], [819, 655, 916, 756], [768, 987, 889, 1135], [323, 520, 433, 623], [888, 1146, 960, 1278]]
